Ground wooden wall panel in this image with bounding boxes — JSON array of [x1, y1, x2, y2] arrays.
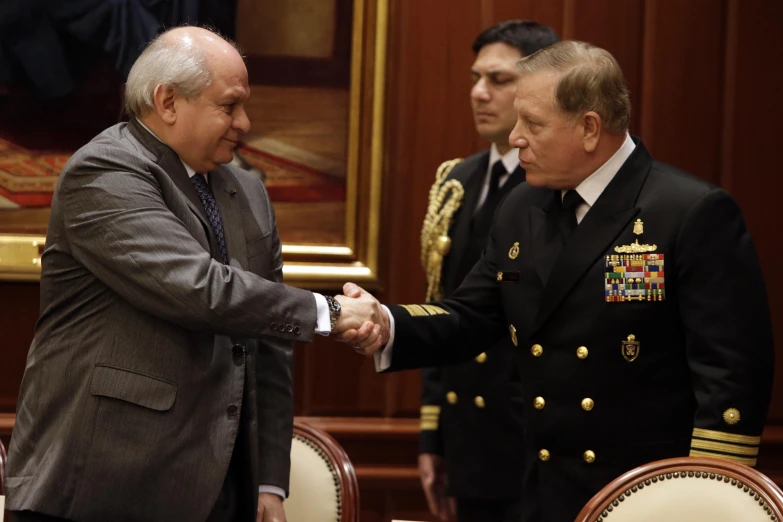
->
[[721, 0, 783, 424], [493, 0, 565, 35], [0, 284, 37, 411], [562, 0, 645, 135], [640, 0, 727, 182]]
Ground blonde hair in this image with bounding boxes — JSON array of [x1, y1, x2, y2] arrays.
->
[[516, 40, 631, 133]]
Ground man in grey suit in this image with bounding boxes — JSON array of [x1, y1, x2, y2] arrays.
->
[[5, 27, 387, 522]]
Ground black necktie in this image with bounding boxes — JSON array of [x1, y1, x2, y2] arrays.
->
[[191, 174, 229, 264], [559, 189, 584, 240], [471, 161, 507, 233], [486, 160, 506, 200]]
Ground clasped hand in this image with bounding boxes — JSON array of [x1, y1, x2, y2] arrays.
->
[[332, 283, 389, 356]]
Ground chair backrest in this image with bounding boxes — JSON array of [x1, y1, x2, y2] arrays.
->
[[0, 438, 6, 494], [284, 420, 359, 522], [575, 456, 783, 522]]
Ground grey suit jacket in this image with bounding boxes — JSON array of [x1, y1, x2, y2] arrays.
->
[[5, 119, 317, 522]]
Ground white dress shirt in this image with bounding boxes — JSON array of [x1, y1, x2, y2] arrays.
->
[[474, 143, 521, 212], [564, 133, 636, 223], [376, 133, 636, 372]]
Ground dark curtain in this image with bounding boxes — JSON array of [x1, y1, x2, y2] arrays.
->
[[0, 0, 237, 100]]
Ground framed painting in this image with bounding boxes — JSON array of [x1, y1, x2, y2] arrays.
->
[[0, 0, 387, 289]]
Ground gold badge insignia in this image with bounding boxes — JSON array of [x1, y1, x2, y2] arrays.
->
[[509, 324, 518, 346], [508, 242, 520, 260], [497, 271, 503, 282], [615, 218, 657, 253], [621, 334, 640, 362]]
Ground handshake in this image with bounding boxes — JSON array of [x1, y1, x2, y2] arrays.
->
[[331, 282, 390, 356]]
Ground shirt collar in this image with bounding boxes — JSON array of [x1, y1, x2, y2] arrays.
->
[[568, 133, 636, 206], [489, 142, 520, 174], [136, 119, 201, 179]]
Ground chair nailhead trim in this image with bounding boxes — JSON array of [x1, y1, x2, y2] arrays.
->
[[593, 469, 777, 522], [294, 433, 345, 522]]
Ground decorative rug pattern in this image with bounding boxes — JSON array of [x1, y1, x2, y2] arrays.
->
[[0, 137, 345, 208]]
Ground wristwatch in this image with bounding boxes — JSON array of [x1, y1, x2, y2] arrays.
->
[[325, 295, 341, 332]]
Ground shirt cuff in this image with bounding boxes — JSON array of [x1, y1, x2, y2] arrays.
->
[[373, 305, 395, 371], [313, 293, 332, 336], [258, 485, 286, 500]]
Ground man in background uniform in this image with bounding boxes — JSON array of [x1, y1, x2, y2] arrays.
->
[[418, 20, 559, 522]]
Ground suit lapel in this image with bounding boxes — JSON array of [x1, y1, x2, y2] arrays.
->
[[498, 165, 526, 196], [528, 191, 562, 286], [531, 140, 654, 333], [210, 168, 249, 270], [126, 119, 212, 234], [444, 154, 489, 287]]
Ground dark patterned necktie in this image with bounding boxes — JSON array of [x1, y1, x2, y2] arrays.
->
[[190, 174, 229, 264]]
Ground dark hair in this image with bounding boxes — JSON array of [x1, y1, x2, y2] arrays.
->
[[472, 20, 560, 57]]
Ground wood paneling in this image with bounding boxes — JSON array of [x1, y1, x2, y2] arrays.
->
[[640, 0, 728, 181], [0, 0, 781, 519], [720, 0, 783, 424], [0, 284, 37, 411], [562, 0, 645, 134]]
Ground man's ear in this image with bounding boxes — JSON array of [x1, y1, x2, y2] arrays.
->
[[582, 111, 601, 152], [152, 84, 178, 125]]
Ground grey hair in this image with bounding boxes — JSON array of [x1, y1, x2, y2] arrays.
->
[[124, 31, 214, 118], [516, 40, 631, 133]]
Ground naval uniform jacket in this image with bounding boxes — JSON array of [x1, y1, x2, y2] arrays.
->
[[419, 150, 526, 499], [385, 138, 774, 522]]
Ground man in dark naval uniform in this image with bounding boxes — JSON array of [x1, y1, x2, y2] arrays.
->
[[417, 20, 558, 522], [340, 41, 774, 522]]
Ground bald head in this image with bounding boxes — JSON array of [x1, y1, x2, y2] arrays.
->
[[124, 26, 243, 118]]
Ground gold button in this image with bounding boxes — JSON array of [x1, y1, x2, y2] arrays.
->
[[474, 396, 485, 408], [576, 346, 589, 359], [723, 408, 740, 425], [538, 449, 550, 461], [581, 398, 594, 411], [584, 450, 596, 463], [531, 344, 543, 357], [447, 391, 458, 404], [534, 396, 545, 410], [475, 352, 487, 363]]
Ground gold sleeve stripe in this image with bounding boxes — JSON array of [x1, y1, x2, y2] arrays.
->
[[691, 428, 761, 446], [690, 439, 759, 456], [421, 406, 441, 414], [689, 449, 757, 467], [420, 420, 439, 431], [401, 304, 427, 317], [420, 413, 439, 420], [401, 304, 450, 317], [422, 304, 449, 316]]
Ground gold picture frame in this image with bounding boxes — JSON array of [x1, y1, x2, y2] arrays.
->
[[0, 0, 387, 289]]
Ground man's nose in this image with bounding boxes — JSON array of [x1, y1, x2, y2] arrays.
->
[[509, 120, 527, 148], [471, 79, 490, 101], [234, 107, 251, 134]]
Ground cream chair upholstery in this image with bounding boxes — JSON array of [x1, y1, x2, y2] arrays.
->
[[575, 456, 783, 522], [284, 420, 359, 522], [1, 438, 6, 521]]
